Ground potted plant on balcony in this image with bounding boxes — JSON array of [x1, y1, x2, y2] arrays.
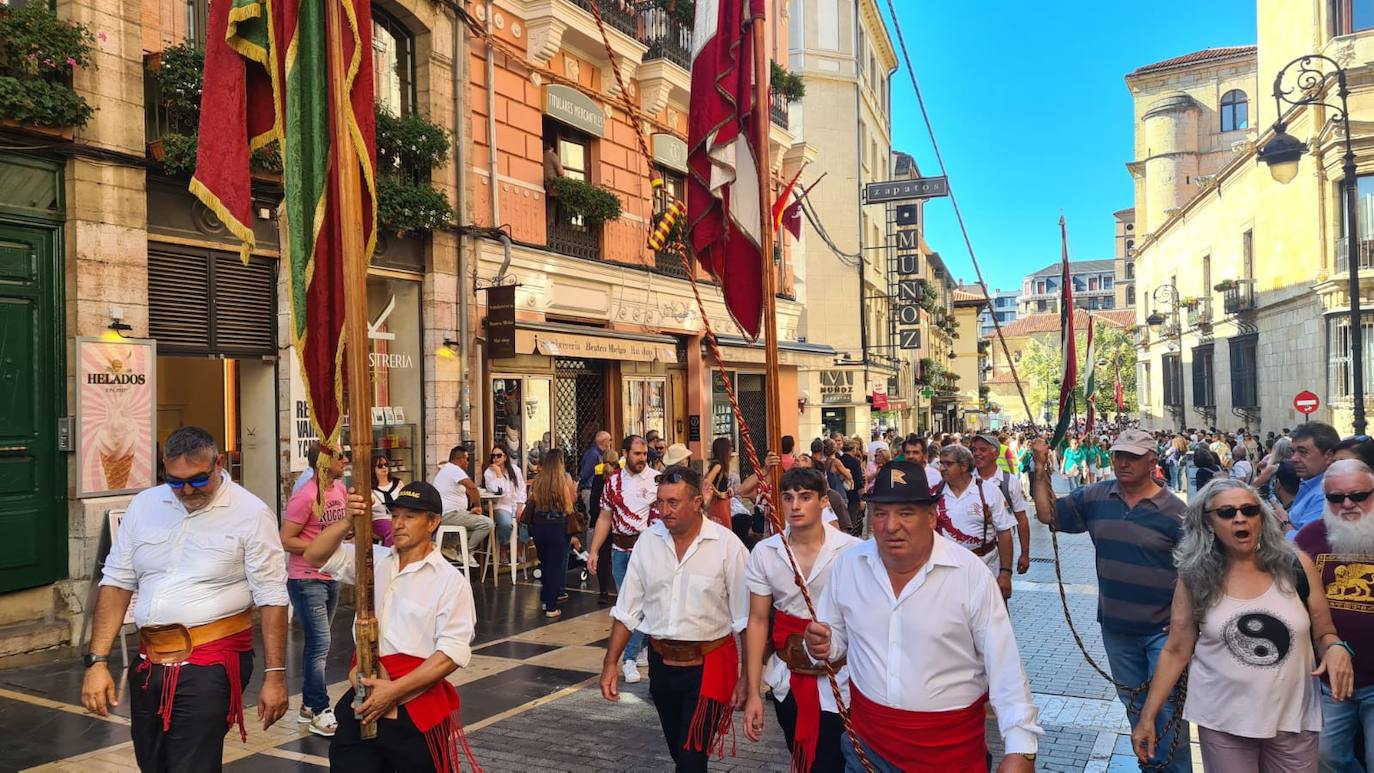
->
[[0, 4, 96, 138], [546, 176, 622, 226], [1213, 279, 1238, 292], [769, 61, 806, 102], [375, 107, 453, 235]]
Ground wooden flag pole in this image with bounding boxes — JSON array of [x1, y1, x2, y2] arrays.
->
[[752, 19, 782, 497], [326, 0, 380, 740]]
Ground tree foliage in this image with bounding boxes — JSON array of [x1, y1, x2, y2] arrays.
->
[[1018, 325, 1138, 420]]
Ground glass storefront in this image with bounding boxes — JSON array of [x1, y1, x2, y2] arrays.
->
[[623, 377, 666, 439], [492, 375, 552, 474], [364, 274, 424, 482]]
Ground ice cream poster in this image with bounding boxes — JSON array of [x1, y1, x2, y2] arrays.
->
[[76, 338, 156, 497]]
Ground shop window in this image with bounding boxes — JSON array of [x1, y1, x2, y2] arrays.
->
[[373, 8, 416, 116], [365, 275, 424, 480], [493, 376, 552, 473], [623, 378, 666, 440]]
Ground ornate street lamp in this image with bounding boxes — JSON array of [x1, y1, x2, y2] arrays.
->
[[1259, 54, 1365, 434]]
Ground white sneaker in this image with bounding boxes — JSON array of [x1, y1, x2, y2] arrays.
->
[[636, 649, 648, 668], [308, 708, 337, 737], [622, 658, 641, 684]]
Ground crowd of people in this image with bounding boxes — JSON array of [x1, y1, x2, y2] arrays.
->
[[75, 413, 1374, 772]]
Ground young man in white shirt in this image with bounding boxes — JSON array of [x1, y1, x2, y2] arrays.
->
[[82, 427, 290, 772], [936, 443, 1016, 600], [971, 432, 1032, 576], [600, 465, 750, 772], [308, 481, 479, 773], [588, 435, 660, 684], [432, 445, 491, 561], [743, 467, 860, 771], [804, 460, 1041, 772]]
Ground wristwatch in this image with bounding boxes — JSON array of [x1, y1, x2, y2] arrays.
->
[[1017, 753, 1037, 763], [83, 653, 109, 668]]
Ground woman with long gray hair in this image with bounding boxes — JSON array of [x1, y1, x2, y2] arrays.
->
[[1132, 479, 1352, 771]]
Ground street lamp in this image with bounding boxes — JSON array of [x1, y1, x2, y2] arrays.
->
[[1259, 54, 1365, 434]]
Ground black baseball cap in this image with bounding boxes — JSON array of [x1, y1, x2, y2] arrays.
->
[[392, 481, 443, 514], [865, 460, 939, 504]]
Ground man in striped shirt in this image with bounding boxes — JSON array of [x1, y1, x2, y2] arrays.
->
[[1030, 428, 1189, 773]]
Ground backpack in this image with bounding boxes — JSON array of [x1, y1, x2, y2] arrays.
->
[[1293, 554, 1310, 606]]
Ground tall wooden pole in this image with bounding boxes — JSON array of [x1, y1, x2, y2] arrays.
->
[[326, 0, 379, 740], [752, 19, 782, 495]]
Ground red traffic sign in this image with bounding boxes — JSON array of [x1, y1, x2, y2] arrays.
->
[[1294, 390, 1321, 415]]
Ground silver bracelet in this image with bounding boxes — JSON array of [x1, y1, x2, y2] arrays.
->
[[263, 667, 286, 673]]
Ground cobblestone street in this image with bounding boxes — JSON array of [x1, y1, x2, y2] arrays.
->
[[0, 478, 1197, 772]]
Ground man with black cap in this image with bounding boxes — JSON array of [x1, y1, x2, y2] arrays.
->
[[307, 481, 479, 773], [1029, 428, 1188, 773], [804, 460, 1041, 772]]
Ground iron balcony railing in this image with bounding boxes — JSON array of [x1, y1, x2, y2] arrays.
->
[[570, 0, 639, 36], [769, 90, 789, 128], [640, 7, 690, 69], [1222, 280, 1256, 314], [547, 210, 601, 260], [1335, 236, 1374, 274]]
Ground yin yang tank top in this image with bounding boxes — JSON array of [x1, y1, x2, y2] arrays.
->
[[1183, 579, 1322, 737]]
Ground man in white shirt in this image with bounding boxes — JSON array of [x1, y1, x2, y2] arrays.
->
[[588, 435, 660, 684], [307, 481, 479, 773], [743, 467, 860, 771], [935, 444, 1014, 595], [972, 432, 1032, 576], [82, 426, 290, 773], [432, 445, 491, 561], [601, 465, 750, 772], [804, 460, 1041, 772]]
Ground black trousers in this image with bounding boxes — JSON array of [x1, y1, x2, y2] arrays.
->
[[590, 506, 615, 595], [647, 647, 730, 773], [772, 692, 845, 773], [128, 651, 254, 773], [529, 516, 569, 611], [330, 687, 438, 773]]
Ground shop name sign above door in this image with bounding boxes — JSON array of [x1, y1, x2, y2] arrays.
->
[[545, 84, 605, 137], [652, 133, 688, 173], [820, 370, 855, 404]]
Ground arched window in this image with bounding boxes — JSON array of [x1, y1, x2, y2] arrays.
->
[[1220, 89, 1248, 132], [373, 8, 416, 116]]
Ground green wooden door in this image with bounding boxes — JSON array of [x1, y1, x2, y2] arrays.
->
[[0, 223, 64, 592]]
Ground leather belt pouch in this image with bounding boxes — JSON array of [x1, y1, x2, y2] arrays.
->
[[140, 609, 252, 665], [650, 635, 730, 662], [779, 634, 844, 676]]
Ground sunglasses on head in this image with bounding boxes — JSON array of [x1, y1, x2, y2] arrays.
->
[[1326, 490, 1374, 504], [166, 472, 214, 490], [1207, 504, 1263, 519]]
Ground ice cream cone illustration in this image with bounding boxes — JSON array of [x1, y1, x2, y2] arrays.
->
[[95, 411, 139, 490]]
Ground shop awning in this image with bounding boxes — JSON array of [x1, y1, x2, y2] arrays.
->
[[513, 322, 678, 363], [708, 335, 836, 367]]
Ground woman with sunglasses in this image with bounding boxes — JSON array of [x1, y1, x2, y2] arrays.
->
[[483, 443, 527, 563], [1132, 479, 1352, 771], [369, 455, 399, 547]]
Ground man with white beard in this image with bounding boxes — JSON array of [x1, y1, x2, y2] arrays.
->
[[1295, 458, 1374, 771]]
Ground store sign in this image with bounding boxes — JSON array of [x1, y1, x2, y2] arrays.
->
[[652, 133, 688, 173], [76, 337, 157, 497], [487, 285, 517, 359], [863, 176, 949, 204], [531, 331, 676, 363], [544, 84, 606, 137], [288, 354, 318, 473], [820, 370, 855, 404]]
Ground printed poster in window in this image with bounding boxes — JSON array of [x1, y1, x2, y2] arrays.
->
[[76, 337, 157, 497]]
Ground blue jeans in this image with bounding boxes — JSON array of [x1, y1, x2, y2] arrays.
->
[[287, 578, 339, 714], [610, 549, 644, 662], [1101, 628, 1192, 773], [1066, 474, 1083, 491], [493, 508, 529, 546], [1319, 682, 1374, 772]]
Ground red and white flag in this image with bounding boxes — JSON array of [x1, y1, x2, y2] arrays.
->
[[688, 0, 767, 339]]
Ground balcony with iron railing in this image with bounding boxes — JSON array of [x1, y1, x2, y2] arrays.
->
[[1185, 298, 1212, 330], [640, 6, 691, 68], [570, 0, 640, 36], [1336, 236, 1374, 275], [769, 89, 789, 128], [547, 208, 602, 260], [1222, 279, 1256, 315]]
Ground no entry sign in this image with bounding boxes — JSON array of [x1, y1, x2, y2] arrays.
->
[[1294, 390, 1320, 415]]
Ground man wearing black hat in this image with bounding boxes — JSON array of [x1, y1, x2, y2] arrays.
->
[[307, 481, 480, 773], [804, 461, 1040, 772]]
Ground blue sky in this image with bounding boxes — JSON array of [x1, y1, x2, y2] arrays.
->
[[879, 0, 1257, 293]]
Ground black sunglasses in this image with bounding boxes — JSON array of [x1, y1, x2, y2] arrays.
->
[[166, 471, 214, 490], [1326, 490, 1374, 504], [1206, 504, 1263, 519]]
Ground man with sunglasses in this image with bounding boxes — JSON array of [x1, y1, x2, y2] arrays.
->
[[83, 426, 290, 772], [1296, 458, 1374, 771], [1029, 428, 1189, 773]]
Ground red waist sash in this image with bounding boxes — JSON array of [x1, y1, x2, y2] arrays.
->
[[850, 687, 988, 772], [364, 653, 481, 773], [771, 611, 822, 772], [137, 628, 254, 741], [684, 635, 740, 759]]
